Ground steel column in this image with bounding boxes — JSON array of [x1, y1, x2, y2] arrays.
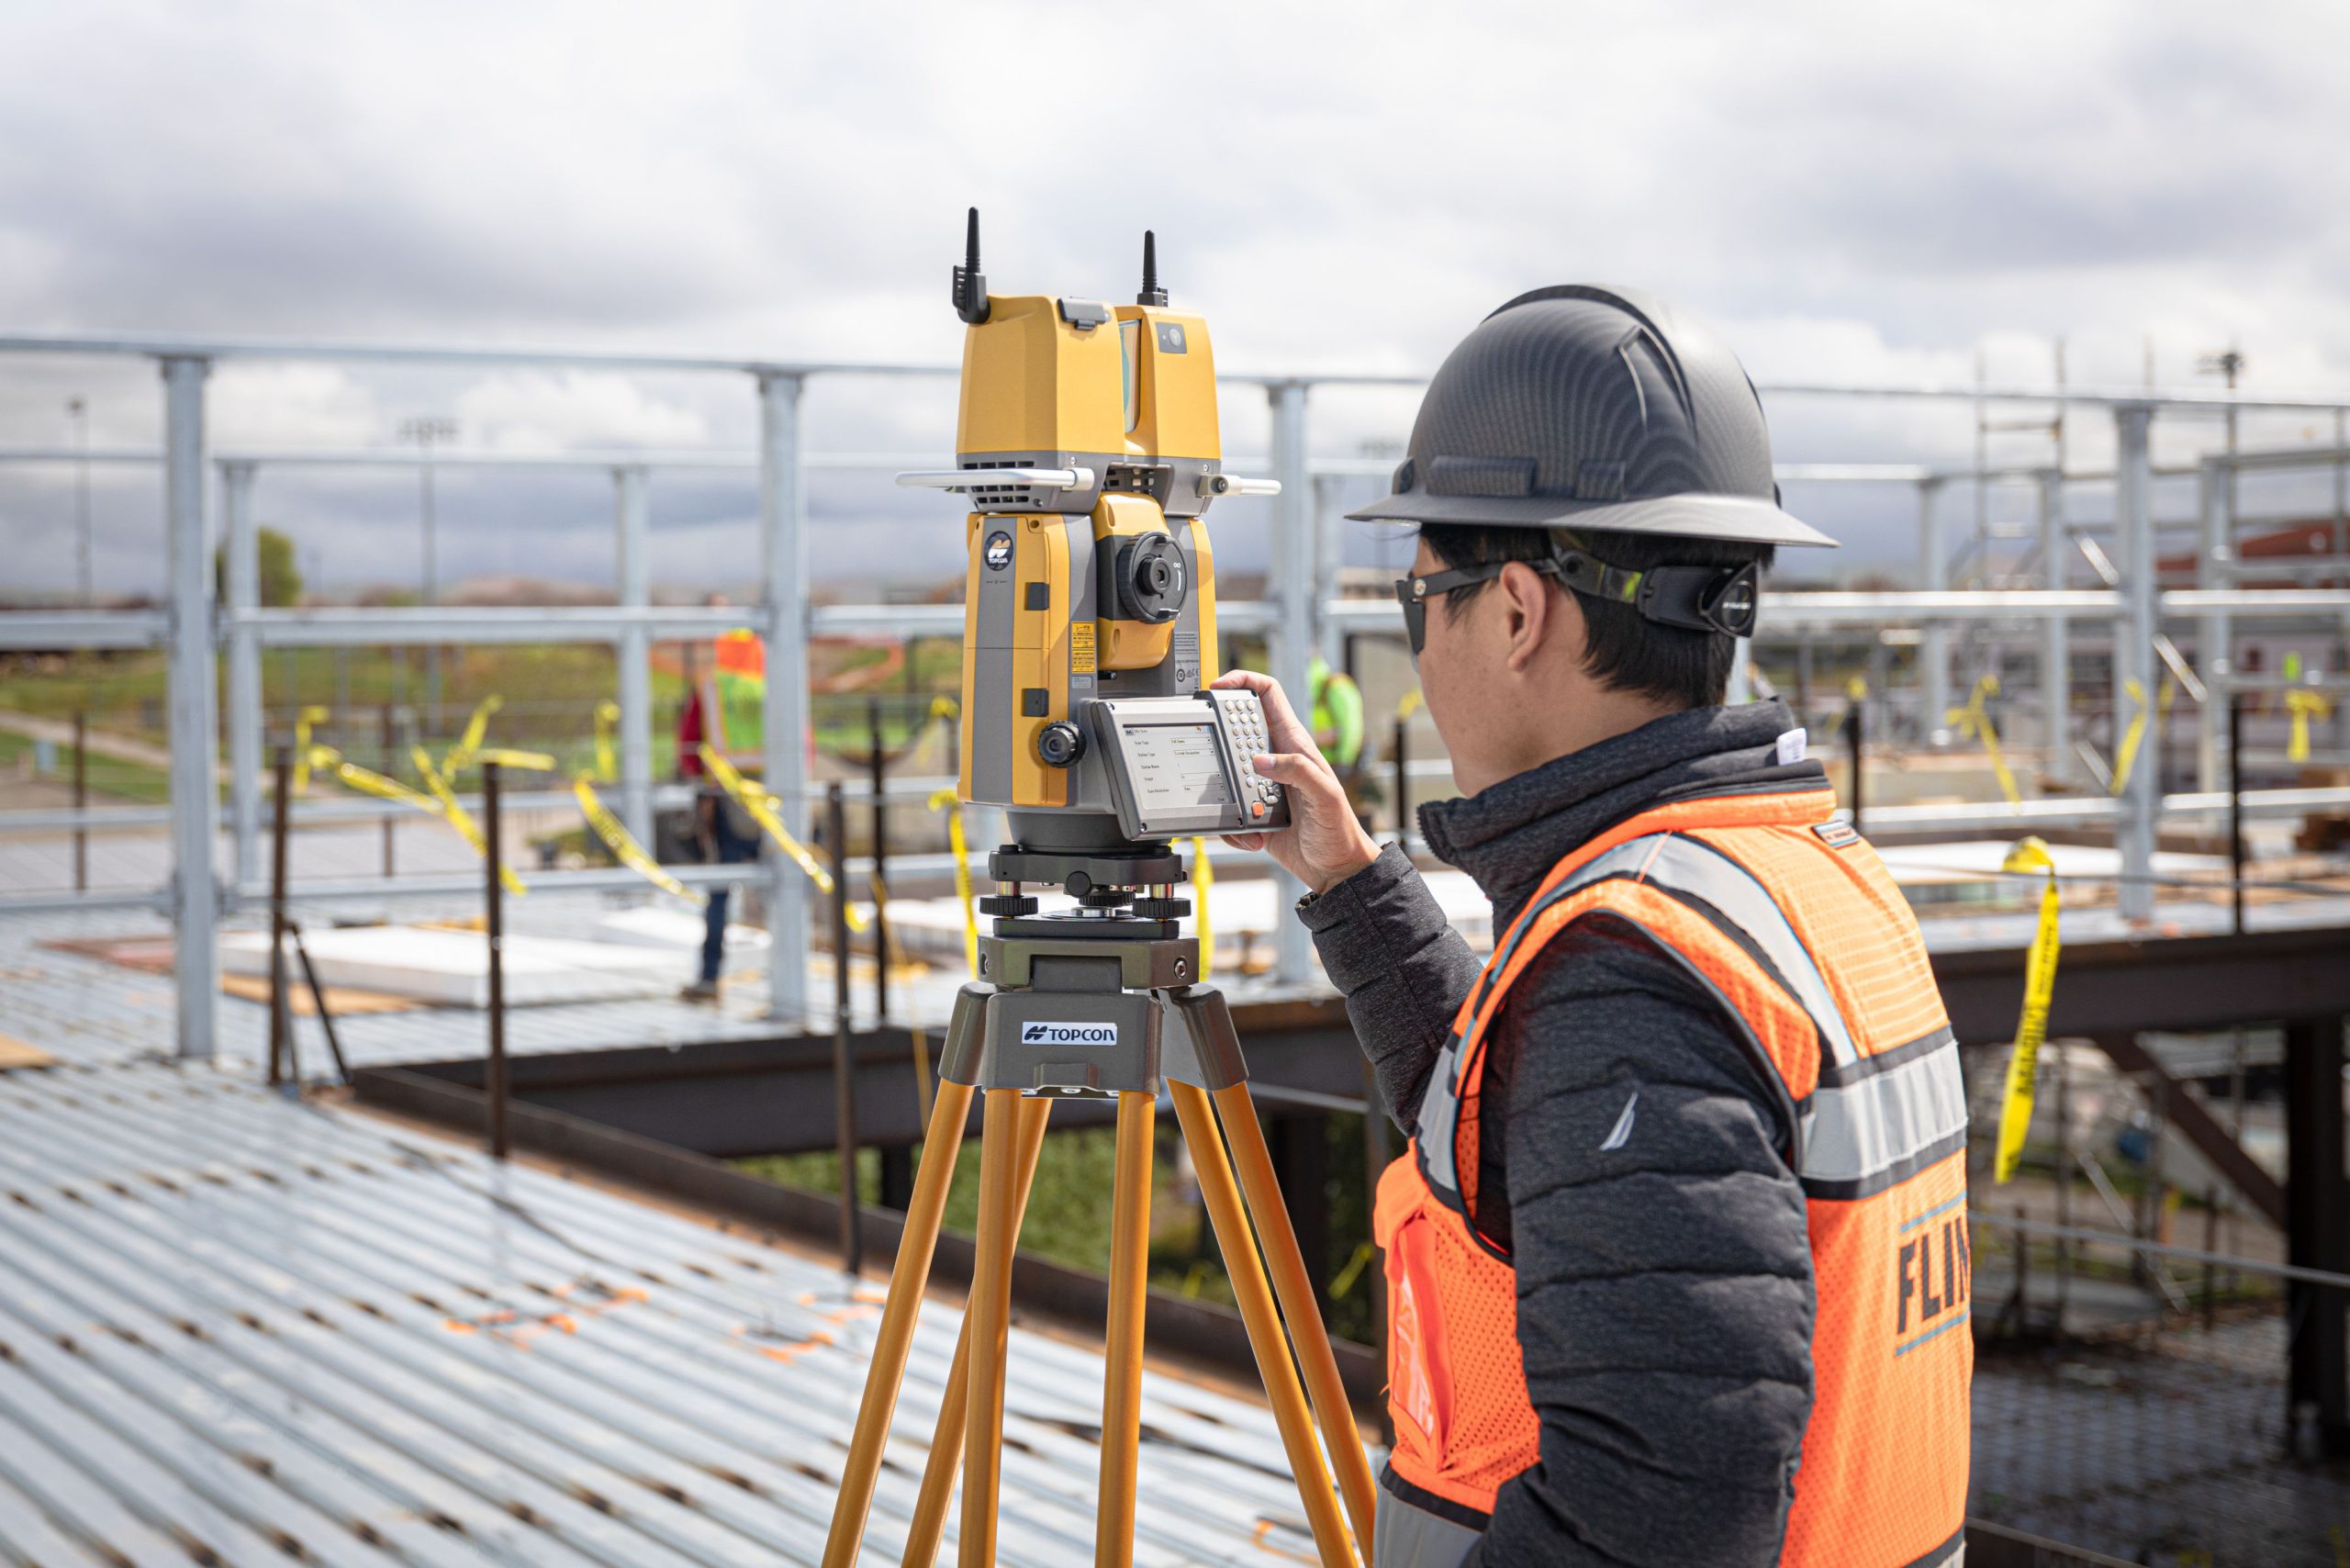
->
[[2286, 1014, 2350, 1456], [223, 459, 263, 888], [2198, 457, 2232, 792], [2038, 468, 2070, 785], [1268, 381, 1314, 987], [1312, 472, 1346, 668], [613, 465, 655, 845], [2115, 407, 2158, 922], [163, 355, 219, 1060], [758, 372, 811, 1021], [1919, 477, 1950, 743]]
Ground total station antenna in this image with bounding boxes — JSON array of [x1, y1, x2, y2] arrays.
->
[[954, 206, 990, 324], [1136, 229, 1167, 307]]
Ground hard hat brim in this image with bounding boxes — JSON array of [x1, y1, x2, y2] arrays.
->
[[1344, 489, 1838, 548]]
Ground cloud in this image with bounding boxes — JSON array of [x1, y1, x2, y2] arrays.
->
[[1, 0, 2346, 598]]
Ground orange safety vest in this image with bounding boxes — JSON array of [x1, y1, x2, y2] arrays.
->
[[1374, 784, 1971, 1567], [701, 629, 768, 767]]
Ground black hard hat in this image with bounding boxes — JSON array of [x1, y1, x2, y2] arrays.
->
[[1349, 285, 1835, 550]]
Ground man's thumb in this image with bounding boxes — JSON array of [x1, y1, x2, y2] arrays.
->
[[1251, 751, 1308, 783]]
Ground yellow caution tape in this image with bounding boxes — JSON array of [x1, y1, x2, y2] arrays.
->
[[475, 748, 556, 771], [1845, 676, 1868, 701], [1330, 1239, 1375, 1300], [1396, 689, 1423, 722], [442, 696, 504, 775], [928, 695, 960, 722], [1191, 835, 1214, 980], [292, 706, 331, 795], [310, 745, 444, 818], [2288, 689, 2334, 764], [1993, 836, 2063, 1184], [593, 700, 620, 782], [414, 745, 526, 896], [927, 786, 979, 975], [1945, 675, 2020, 807], [574, 774, 701, 904], [699, 744, 867, 931], [2109, 678, 2149, 797]]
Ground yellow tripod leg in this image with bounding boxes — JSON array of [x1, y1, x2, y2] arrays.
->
[[1094, 1091, 1156, 1568], [822, 1079, 978, 1568], [958, 1087, 1027, 1568], [901, 1096, 1051, 1567], [1214, 1083, 1380, 1560], [1170, 1082, 1359, 1568]]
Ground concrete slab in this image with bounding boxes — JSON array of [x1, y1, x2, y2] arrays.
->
[[590, 903, 769, 954], [218, 925, 685, 1008]]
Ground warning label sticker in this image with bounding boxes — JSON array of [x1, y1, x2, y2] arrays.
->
[[1069, 621, 1097, 675]]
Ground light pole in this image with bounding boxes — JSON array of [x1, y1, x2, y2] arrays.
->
[[398, 416, 459, 722], [66, 397, 90, 607]]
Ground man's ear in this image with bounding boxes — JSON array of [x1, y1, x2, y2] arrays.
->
[[1498, 560, 1561, 674]]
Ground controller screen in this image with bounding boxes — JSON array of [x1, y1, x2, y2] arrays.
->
[[1125, 722, 1234, 811]]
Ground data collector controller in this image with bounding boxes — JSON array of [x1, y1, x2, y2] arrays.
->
[[1088, 689, 1290, 843]]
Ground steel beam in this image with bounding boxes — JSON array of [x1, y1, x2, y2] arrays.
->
[[1313, 473, 1346, 668], [223, 460, 263, 889], [162, 355, 218, 1059], [235, 604, 745, 646], [2198, 457, 2232, 792], [359, 1010, 1371, 1160], [2115, 407, 2158, 921], [1267, 380, 1315, 988], [0, 610, 169, 649], [1918, 477, 1950, 743], [1933, 924, 2350, 1044], [758, 372, 811, 1022], [613, 465, 655, 845], [2039, 469, 2071, 786], [2094, 1032, 2284, 1229], [2286, 1015, 2350, 1456]]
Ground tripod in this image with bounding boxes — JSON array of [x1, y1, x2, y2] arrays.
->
[[820, 915, 1379, 1567]]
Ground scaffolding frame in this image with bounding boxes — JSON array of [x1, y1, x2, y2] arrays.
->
[[5, 331, 2350, 1053]]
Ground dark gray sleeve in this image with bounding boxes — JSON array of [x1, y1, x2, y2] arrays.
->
[[1295, 843, 1483, 1130], [1466, 914, 1816, 1568]]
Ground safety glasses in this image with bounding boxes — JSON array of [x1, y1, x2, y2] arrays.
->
[[1393, 550, 1759, 655], [1392, 560, 1555, 655]]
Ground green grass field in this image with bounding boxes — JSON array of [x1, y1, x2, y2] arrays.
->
[[738, 1109, 1386, 1345], [3, 641, 967, 777], [0, 729, 173, 803]]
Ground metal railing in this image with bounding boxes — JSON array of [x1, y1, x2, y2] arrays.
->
[[5, 328, 2350, 1056]]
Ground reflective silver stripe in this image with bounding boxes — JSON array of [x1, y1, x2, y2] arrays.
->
[[1459, 837, 1671, 1021], [1418, 831, 1951, 1206], [1416, 836, 1673, 1198], [1901, 1530, 1965, 1568], [1797, 1039, 1969, 1196], [1625, 835, 1861, 1070]]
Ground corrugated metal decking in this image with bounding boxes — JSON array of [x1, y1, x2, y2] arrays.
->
[[0, 980, 1343, 1562]]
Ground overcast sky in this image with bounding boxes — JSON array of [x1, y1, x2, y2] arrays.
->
[[4, 0, 2348, 600]]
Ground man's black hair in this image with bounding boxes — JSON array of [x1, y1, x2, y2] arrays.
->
[[1420, 524, 1774, 711]]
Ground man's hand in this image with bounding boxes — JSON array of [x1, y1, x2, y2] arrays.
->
[[1209, 670, 1382, 896]]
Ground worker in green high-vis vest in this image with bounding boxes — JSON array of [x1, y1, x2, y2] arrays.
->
[[1310, 655, 1365, 769]]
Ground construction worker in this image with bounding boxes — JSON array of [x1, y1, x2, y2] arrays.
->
[[1309, 654, 1365, 768], [677, 597, 762, 1002], [1216, 286, 1970, 1566]]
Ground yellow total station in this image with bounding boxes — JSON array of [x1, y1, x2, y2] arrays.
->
[[902, 210, 1273, 821]]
